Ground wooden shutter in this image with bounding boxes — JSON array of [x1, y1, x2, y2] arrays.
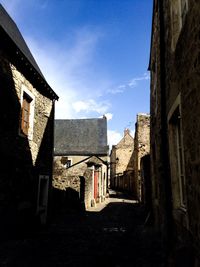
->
[[21, 94, 31, 135]]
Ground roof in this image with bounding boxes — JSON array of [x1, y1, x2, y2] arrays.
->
[[54, 118, 108, 156], [0, 4, 58, 100]]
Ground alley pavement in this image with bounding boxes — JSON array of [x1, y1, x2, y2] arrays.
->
[[0, 190, 165, 267]]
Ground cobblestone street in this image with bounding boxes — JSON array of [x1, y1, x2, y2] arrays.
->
[[0, 190, 165, 267]]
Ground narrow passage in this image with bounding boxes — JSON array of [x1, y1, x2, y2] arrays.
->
[[0, 190, 164, 267]]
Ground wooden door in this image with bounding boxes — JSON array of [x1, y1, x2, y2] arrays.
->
[[94, 171, 98, 201]]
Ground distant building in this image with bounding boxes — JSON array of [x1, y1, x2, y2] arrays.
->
[[110, 129, 135, 195], [0, 4, 58, 231], [149, 0, 200, 265], [133, 113, 150, 201], [53, 118, 109, 210]]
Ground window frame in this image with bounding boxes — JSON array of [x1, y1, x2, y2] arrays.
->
[[19, 85, 35, 140], [168, 94, 186, 209], [65, 158, 72, 168], [180, 0, 188, 25], [170, 0, 188, 51], [21, 92, 31, 135]]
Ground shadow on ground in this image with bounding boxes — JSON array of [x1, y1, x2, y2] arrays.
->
[[0, 190, 165, 267]]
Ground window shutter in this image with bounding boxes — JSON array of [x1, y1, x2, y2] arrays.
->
[[21, 94, 31, 135]]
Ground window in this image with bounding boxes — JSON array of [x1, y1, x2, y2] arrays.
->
[[65, 159, 72, 168], [61, 156, 72, 168], [21, 92, 31, 135], [168, 95, 186, 208], [180, 0, 188, 25], [171, 0, 188, 50], [20, 85, 35, 140], [172, 108, 186, 206]]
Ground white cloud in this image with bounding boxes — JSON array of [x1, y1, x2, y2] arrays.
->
[[108, 72, 150, 95], [99, 113, 113, 121], [128, 72, 150, 88], [107, 130, 122, 150], [107, 87, 124, 94], [104, 113, 113, 121], [128, 80, 137, 87], [22, 27, 108, 119], [72, 99, 110, 114]]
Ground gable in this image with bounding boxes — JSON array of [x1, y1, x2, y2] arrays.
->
[[116, 133, 134, 148]]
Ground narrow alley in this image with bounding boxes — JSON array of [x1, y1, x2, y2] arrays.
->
[[0, 191, 164, 267], [1, 1, 200, 266]]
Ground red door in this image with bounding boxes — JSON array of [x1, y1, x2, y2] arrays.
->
[[94, 171, 98, 201]]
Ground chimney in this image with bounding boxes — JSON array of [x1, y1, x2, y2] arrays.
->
[[124, 128, 130, 136]]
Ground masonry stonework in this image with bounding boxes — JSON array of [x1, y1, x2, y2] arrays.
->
[[149, 1, 200, 265], [110, 129, 135, 194], [0, 54, 56, 227], [0, 4, 58, 230], [53, 156, 107, 210], [10, 63, 53, 164], [134, 114, 150, 201]]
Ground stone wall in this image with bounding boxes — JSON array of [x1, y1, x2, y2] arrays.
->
[[110, 146, 117, 188], [110, 129, 135, 194], [53, 156, 108, 211], [115, 129, 134, 174], [0, 54, 54, 231], [149, 0, 200, 265], [149, 0, 170, 233], [166, 1, 200, 264], [53, 156, 87, 190], [134, 114, 150, 201], [10, 63, 53, 165], [149, 12, 163, 228]]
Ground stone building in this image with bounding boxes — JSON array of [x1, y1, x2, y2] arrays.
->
[[140, 154, 151, 212], [0, 4, 58, 231], [110, 129, 135, 195], [149, 0, 200, 265], [53, 118, 108, 211], [134, 113, 150, 201]]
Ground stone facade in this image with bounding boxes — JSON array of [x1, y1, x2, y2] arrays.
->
[[0, 5, 58, 232], [134, 114, 150, 201], [53, 156, 108, 210], [110, 129, 135, 194], [149, 0, 200, 265], [53, 118, 109, 212], [10, 64, 54, 164]]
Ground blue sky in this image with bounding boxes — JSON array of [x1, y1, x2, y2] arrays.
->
[[1, 0, 153, 147]]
